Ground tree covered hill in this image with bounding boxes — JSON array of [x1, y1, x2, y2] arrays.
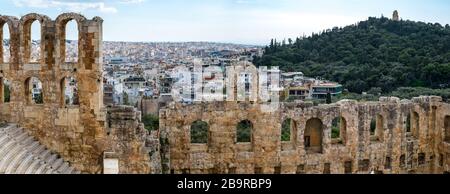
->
[[253, 16, 450, 94]]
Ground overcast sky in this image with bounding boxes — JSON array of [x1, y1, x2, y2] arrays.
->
[[2, 0, 450, 45]]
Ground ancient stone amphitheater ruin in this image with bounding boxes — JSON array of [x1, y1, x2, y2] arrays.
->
[[1, 13, 450, 174]]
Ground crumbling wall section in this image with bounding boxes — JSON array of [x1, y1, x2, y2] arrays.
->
[[160, 96, 450, 174], [106, 106, 161, 174], [0, 13, 159, 174]]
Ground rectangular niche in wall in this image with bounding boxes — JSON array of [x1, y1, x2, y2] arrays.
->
[[358, 159, 370, 172], [385, 157, 392, 170], [323, 163, 331, 174], [344, 161, 352, 174], [418, 153, 426, 165], [296, 164, 305, 174]]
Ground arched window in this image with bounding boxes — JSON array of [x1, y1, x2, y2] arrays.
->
[[332, 116, 347, 144], [25, 77, 43, 104], [370, 114, 384, 141], [0, 77, 3, 102], [370, 117, 376, 136], [0, 78, 10, 103], [1, 23, 11, 63], [64, 20, 78, 63], [60, 77, 79, 106], [412, 112, 420, 138], [406, 113, 411, 133], [190, 120, 209, 144], [304, 118, 323, 153], [29, 20, 41, 63], [22, 18, 43, 64], [444, 116, 450, 143], [237, 120, 252, 143], [281, 118, 296, 142], [400, 154, 406, 167]]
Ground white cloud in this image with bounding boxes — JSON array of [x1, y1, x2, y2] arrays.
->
[[12, 0, 144, 13], [119, 0, 145, 4]]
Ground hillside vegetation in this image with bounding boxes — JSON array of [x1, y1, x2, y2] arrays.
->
[[253, 16, 450, 94]]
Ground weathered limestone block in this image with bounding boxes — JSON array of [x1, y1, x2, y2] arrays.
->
[[104, 105, 161, 174], [0, 13, 162, 174], [161, 97, 450, 174]]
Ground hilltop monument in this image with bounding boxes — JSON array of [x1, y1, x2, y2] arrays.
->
[[393, 10, 399, 21]]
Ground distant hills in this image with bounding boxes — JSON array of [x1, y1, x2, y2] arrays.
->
[[253, 16, 450, 93]]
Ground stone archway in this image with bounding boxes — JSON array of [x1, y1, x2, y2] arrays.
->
[[445, 115, 450, 143], [304, 118, 323, 153]]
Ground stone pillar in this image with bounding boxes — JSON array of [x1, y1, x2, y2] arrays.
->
[[107, 106, 159, 174]]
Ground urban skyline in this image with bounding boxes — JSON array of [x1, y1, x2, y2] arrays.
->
[[1, 0, 450, 45]]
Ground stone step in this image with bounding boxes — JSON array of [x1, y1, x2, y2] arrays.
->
[[6, 127, 23, 138], [39, 149, 52, 161], [5, 148, 29, 174], [43, 167, 54, 174], [27, 142, 41, 154], [0, 125, 15, 134], [0, 144, 25, 173], [0, 136, 10, 147], [56, 162, 70, 174], [51, 158, 64, 170], [16, 154, 35, 174], [24, 160, 42, 174], [13, 131, 29, 142], [44, 154, 57, 166], [0, 141, 18, 159], [64, 166, 75, 174], [0, 140, 19, 159], [0, 124, 78, 174], [33, 163, 49, 174], [32, 145, 46, 157], [21, 136, 35, 147]]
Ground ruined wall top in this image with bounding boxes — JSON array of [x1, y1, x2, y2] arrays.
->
[[0, 13, 105, 173], [163, 96, 444, 111], [0, 12, 103, 72]]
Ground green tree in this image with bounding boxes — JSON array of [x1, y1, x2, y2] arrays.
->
[[253, 16, 450, 94], [368, 87, 382, 95], [123, 92, 129, 105], [331, 118, 341, 139], [34, 93, 43, 104], [237, 120, 252, 142], [281, 119, 292, 141], [190, 121, 208, 144], [4, 84, 10, 102], [142, 114, 159, 131], [326, 92, 332, 104]]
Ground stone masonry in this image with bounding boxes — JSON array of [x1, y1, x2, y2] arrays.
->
[[160, 97, 450, 174], [1, 12, 450, 174], [0, 13, 159, 174]]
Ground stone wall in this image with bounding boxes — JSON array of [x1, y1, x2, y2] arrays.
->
[[0, 13, 158, 174], [106, 106, 161, 174], [138, 98, 160, 116], [2, 12, 449, 175], [0, 13, 105, 173], [160, 96, 450, 174]]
